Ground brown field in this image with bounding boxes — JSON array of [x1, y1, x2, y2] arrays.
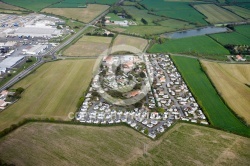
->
[[0, 59, 95, 131], [0, 123, 249, 165], [63, 36, 112, 56], [111, 35, 148, 54], [0, 1, 25, 11], [42, 4, 109, 23], [202, 61, 250, 124]]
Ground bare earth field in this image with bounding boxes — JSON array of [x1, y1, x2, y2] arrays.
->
[[0, 123, 249, 165], [0, 59, 95, 131], [202, 61, 250, 124], [42, 4, 109, 23], [111, 35, 148, 54], [63, 36, 112, 56]]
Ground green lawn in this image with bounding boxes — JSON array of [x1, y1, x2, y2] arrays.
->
[[209, 32, 250, 45], [171, 56, 250, 137], [149, 36, 229, 59]]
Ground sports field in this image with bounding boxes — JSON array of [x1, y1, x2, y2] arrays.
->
[[42, 4, 109, 23], [63, 36, 112, 57], [172, 56, 250, 136], [209, 32, 250, 45], [149, 36, 229, 59], [111, 35, 148, 54], [0, 60, 95, 132], [235, 24, 250, 38], [0, 123, 249, 165], [194, 4, 244, 24], [224, 6, 250, 19], [202, 61, 250, 124], [0, 1, 25, 11]]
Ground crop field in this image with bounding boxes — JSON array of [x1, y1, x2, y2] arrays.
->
[[237, 3, 250, 9], [149, 36, 229, 59], [42, 4, 109, 23], [209, 32, 250, 45], [172, 56, 250, 136], [63, 36, 112, 57], [111, 35, 148, 54], [2, 0, 61, 11], [194, 4, 244, 24], [235, 24, 250, 38], [50, 0, 118, 8], [224, 6, 250, 19], [202, 61, 250, 124], [0, 1, 25, 11], [0, 60, 95, 132], [0, 123, 250, 165], [157, 19, 196, 32]]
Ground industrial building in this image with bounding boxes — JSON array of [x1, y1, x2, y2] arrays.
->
[[0, 56, 26, 74], [23, 44, 48, 55]]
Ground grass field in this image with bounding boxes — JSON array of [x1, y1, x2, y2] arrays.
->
[[50, 0, 118, 8], [0, 60, 95, 132], [0, 9, 25, 14], [172, 56, 250, 136], [237, 3, 250, 9], [0, 123, 250, 165], [157, 19, 196, 31], [194, 4, 244, 24], [111, 35, 148, 54], [224, 6, 250, 19], [42, 4, 109, 23], [235, 24, 250, 38], [209, 32, 250, 45], [149, 36, 229, 59], [202, 61, 250, 124], [63, 36, 112, 56], [0, 1, 25, 11]]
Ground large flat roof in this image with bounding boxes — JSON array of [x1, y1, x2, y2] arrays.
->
[[0, 56, 25, 68]]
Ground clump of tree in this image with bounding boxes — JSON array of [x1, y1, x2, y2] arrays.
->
[[141, 18, 148, 25]]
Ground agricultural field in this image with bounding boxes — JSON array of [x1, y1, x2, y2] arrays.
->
[[111, 35, 148, 54], [63, 36, 112, 57], [202, 61, 250, 124], [149, 36, 229, 59], [0, 59, 95, 132], [237, 3, 250, 9], [0, 1, 25, 11], [42, 4, 109, 23], [209, 32, 250, 46], [0, 123, 250, 165], [50, 0, 118, 8], [172, 56, 250, 136], [224, 6, 250, 19], [157, 19, 196, 31], [0, 9, 25, 14], [194, 4, 244, 24], [235, 24, 250, 38]]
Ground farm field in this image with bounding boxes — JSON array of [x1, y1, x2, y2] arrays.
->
[[149, 36, 229, 59], [237, 3, 250, 9], [209, 32, 250, 45], [111, 35, 148, 54], [42, 4, 109, 23], [202, 61, 250, 124], [235, 24, 250, 38], [0, 123, 250, 165], [158, 19, 196, 31], [0, 1, 25, 11], [194, 4, 244, 24], [2, 0, 61, 11], [224, 6, 250, 19], [172, 56, 250, 137], [63, 36, 112, 57], [50, 0, 118, 8], [0, 9, 25, 14], [0, 59, 95, 132]]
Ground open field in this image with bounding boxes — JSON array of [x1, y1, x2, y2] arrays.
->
[[235, 24, 250, 38], [42, 4, 109, 23], [50, 0, 118, 8], [224, 6, 250, 19], [194, 4, 244, 24], [0, 123, 250, 165], [0, 9, 25, 14], [202, 61, 250, 124], [0, 1, 25, 11], [172, 56, 250, 136], [157, 19, 196, 31], [2, 0, 61, 11], [149, 36, 229, 59], [111, 35, 148, 54], [209, 32, 250, 45], [237, 3, 250, 9], [63, 36, 112, 56], [0, 59, 95, 132]]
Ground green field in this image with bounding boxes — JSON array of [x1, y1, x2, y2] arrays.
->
[[235, 24, 250, 38], [237, 3, 250, 9], [0, 1, 26, 11], [171, 56, 250, 136], [224, 6, 250, 19], [106, 13, 125, 21], [149, 36, 229, 59], [157, 19, 196, 31], [0, 60, 95, 132], [0, 122, 250, 165], [209, 32, 250, 45], [50, 0, 118, 8]]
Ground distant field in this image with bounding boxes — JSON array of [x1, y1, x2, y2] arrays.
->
[[224, 6, 250, 19], [194, 4, 244, 24], [235, 24, 250, 38], [158, 19, 196, 31], [63, 36, 112, 56], [237, 3, 250, 9], [149, 36, 229, 59], [42, 4, 109, 23], [209, 32, 250, 45], [172, 56, 250, 136], [202, 61, 250, 124], [0, 60, 95, 132], [0, 1, 25, 11], [111, 35, 148, 54], [0, 123, 250, 165], [50, 0, 117, 8]]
